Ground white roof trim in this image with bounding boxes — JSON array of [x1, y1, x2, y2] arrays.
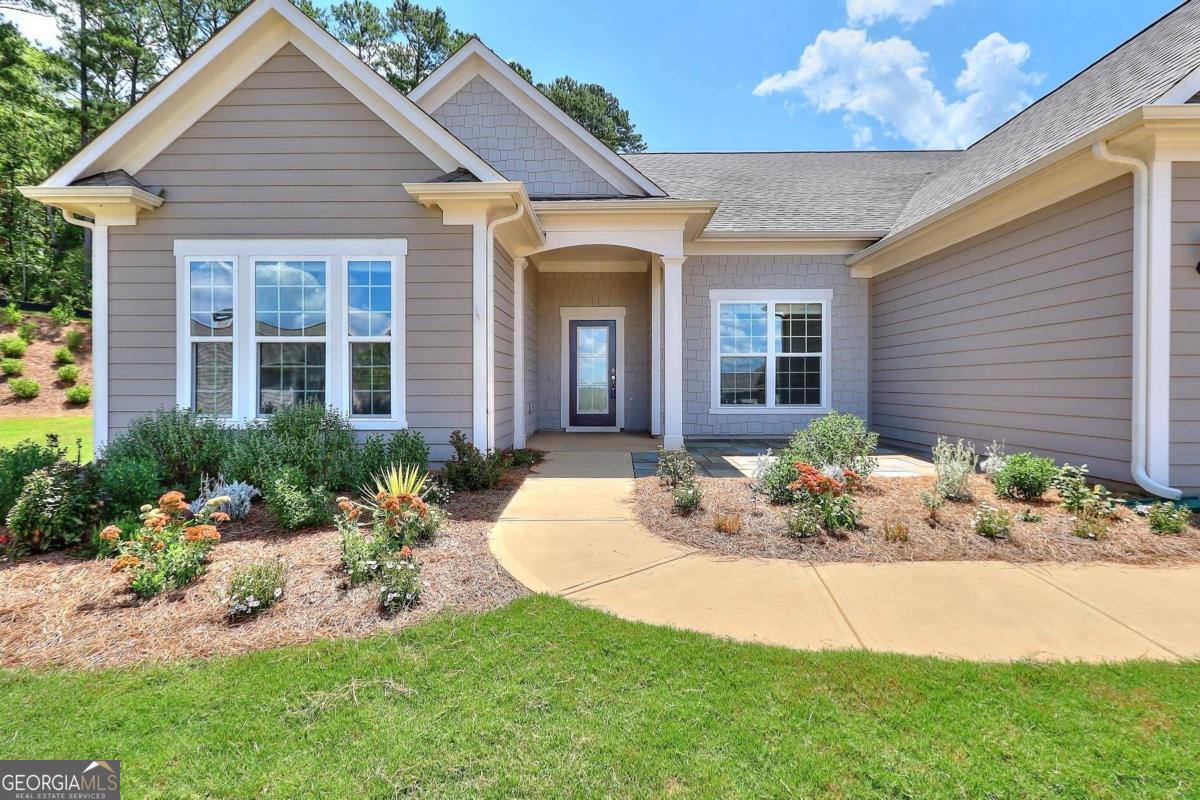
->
[[1156, 60, 1200, 104], [410, 39, 666, 197], [42, 0, 504, 188]]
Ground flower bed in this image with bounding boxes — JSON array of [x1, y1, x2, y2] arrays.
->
[[633, 473, 1200, 565]]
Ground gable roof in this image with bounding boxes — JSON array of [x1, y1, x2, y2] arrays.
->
[[882, 0, 1200, 242], [625, 151, 957, 235], [409, 38, 666, 197], [41, 0, 503, 188]]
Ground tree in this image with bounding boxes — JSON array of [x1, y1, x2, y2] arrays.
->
[[381, 0, 467, 92], [329, 0, 390, 65], [535, 76, 645, 154]]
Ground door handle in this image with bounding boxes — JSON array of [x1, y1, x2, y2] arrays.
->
[[609, 366, 617, 398]]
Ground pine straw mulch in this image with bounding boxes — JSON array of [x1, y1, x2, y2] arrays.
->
[[0, 316, 92, 416], [0, 469, 531, 671], [633, 473, 1200, 566]]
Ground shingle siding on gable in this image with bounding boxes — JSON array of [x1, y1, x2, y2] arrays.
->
[[432, 75, 621, 197], [682, 255, 869, 436]]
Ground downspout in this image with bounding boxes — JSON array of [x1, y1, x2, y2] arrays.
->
[[1092, 141, 1182, 499], [59, 209, 109, 453], [485, 202, 526, 451]]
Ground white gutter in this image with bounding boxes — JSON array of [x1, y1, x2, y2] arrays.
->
[[1092, 141, 1182, 499], [485, 203, 526, 450]]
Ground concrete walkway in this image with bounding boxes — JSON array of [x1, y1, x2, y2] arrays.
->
[[491, 443, 1200, 662]]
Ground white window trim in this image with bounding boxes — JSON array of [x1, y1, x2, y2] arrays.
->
[[708, 288, 832, 415], [174, 239, 408, 429], [560, 306, 625, 432]]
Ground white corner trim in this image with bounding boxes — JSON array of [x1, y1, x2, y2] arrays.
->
[[708, 289, 832, 416], [559, 307, 626, 431], [410, 39, 665, 197]]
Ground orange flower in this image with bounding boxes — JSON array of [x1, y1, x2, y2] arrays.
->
[[787, 462, 844, 497], [145, 513, 169, 531], [210, 511, 230, 523], [399, 546, 412, 558], [158, 490, 185, 508], [185, 524, 220, 542], [337, 499, 357, 514], [112, 554, 140, 572], [98, 525, 122, 542], [346, 507, 361, 520]]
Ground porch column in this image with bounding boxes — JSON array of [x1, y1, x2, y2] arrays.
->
[[661, 256, 685, 449], [513, 257, 528, 448], [650, 258, 662, 436]]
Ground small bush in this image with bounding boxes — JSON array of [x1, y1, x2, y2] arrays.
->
[[442, 430, 508, 492], [784, 504, 823, 538], [713, 511, 742, 535], [813, 493, 860, 533], [782, 411, 880, 477], [1, 336, 27, 358], [189, 475, 259, 521], [1072, 511, 1110, 540], [1053, 464, 1118, 518], [1017, 509, 1042, 523], [656, 446, 697, 488], [8, 377, 39, 399], [972, 503, 1012, 539], [65, 329, 86, 352], [672, 481, 702, 513], [103, 407, 235, 495], [509, 448, 544, 468], [353, 428, 431, 487], [919, 491, 945, 525], [932, 437, 975, 501], [6, 460, 101, 554], [264, 468, 332, 530], [979, 440, 1007, 477], [1, 358, 23, 376], [882, 517, 910, 542], [378, 549, 422, 613], [99, 454, 165, 518], [0, 303, 23, 326], [49, 303, 74, 326], [992, 452, 1058, 501], [226, 560, 286, 619], [65, 384, 91, 405], [113, 491, 225, 598], [337, 520, 382, 586], [0, 436, 67, 518], [16, 321, 37, 343], [53, 347, 75, 366], [56, 364, 81, 384], [1145, 502, 1191, 535]]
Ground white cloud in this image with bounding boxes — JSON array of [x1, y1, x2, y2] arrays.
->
[[846, 0, 951, 25], [753, 27, 1039, 149], [1, 8, 60, 48]]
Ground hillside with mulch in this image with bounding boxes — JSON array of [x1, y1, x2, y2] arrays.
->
[[0, 315, 92, 416], [633, 474, 1200, 566]]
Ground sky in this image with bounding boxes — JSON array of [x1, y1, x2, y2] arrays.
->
[[2, 0, 1185, 152]]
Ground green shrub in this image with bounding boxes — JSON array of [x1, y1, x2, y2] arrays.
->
[[1053, 464, 1117, 517], [672, 481, 702, 513], [65, 329, 86, 352], [1, 358, 23, 376], [53, 347, 74, 365], [49, 303, 74, 326], [971, 503, 1012, 539], [221, 404, 360, 490], [102, 407, 235, 495], [992, 452, 1058, 501], [338, 521, 383, 586], [1145, 502, 1191, 535], [783, 504, 823, 538], [509, 448, 544, 468], [0, 435, 68, 518], [8, 377, 39, 398], [0, 303, 23, 326], [65, 384, 91, 405], [442, 430, 509, 492], [6, 460, 101, 554], [656, 446, 697, 488], [353, 428, 431, 487], [90, 515, 140, 559], [1, 336, 27, 358], [378, 551, 421, 613], [16, 321, 37, 343], [56, 364, 81, 384], [919, 491, 945, 525], [932, 437, 975, 501], [98, 454, 165, 518], [784, 411, 879, 476], [226, 560, 286, 619], [264, 467, 332, 530]]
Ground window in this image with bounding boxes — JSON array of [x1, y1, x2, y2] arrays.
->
[[175, 240, 407, 427], [709, 289, 830, 413]]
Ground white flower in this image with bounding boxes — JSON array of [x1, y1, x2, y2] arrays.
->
[[273, 587, 282, 598]]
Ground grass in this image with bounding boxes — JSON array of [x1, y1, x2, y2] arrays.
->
[[1, 596, 1197, 798], [0, 414, 91, 460]]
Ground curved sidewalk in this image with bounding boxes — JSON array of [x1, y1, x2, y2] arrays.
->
[[490, 449, 1200, 662]]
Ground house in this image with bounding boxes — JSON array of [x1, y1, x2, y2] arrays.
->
[[20, 0, 1200, 497]]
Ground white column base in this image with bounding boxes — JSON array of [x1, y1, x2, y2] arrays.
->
[[663, 435, 684, 450]]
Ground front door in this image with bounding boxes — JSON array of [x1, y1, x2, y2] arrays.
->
[[568, 319, 617, 428]]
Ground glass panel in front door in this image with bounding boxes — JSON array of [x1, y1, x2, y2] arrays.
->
[[576, 325, 610, 415]]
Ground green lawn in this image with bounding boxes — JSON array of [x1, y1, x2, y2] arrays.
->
[[1, 596, 1197, 798], [0, 415, 92, 460]]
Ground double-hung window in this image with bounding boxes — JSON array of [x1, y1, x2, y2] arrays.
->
[[709, 289, 831, 413], [175, 240, 407, 427]]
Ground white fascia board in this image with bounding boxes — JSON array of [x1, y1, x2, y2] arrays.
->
[[41, 0, 503, 188], [410, 40, 666, 197], [1156, 62, 1200, 104]]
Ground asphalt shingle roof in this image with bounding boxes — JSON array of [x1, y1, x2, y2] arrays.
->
[[623, 151, 958, 234]]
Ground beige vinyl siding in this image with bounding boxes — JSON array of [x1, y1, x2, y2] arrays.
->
[[524, 263, 540, 437], [494, 245, 515, 450], [1171, 162, 1200, 492], [107, 44, 473, 462], [869, 176, 1135, 483]]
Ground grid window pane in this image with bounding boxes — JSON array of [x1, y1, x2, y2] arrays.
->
[[776, 355, 822, 406], [775, 303, 822, 355], [347, 259, 392, 337], [193, 342, 232, 415], [719, 303, 767, 354], [258, 342, 326, 414], [350, 342, 391, 416], [719, 356, 766, 406], [189, 260, 234, 337], [254, 260, 326, 336]]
